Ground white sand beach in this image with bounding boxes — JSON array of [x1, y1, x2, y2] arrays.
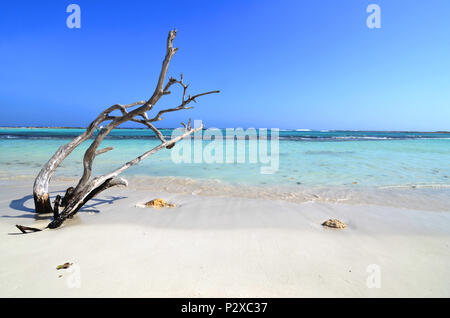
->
[[2, 0, 450, 303], [0, 178, 449, 297]]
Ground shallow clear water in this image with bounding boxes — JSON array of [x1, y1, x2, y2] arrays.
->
[[2, 128, 450, 211], [1, 128, 449, 188]]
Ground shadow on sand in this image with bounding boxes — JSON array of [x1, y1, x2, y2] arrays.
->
[[4, 192, 127, 221]]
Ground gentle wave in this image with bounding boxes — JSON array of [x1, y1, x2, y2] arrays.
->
[[3, 175, 450, 211], [1, 129, 450, 142], [277, 136, 448, 141], [378, 184, 450, 190], [2, 135, 448, 142]]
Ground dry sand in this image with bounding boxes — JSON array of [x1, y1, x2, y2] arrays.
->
[[0, 179, 449, 297]]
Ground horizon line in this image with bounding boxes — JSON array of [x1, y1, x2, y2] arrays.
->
[[0, 126, 449, 133]]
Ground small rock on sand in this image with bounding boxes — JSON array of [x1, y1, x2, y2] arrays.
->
[[321, 219, 346, 229], [56, 262, 72, 270], [144, 198, 175, 208]]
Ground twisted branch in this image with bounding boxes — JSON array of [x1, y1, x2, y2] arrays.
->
[[25, 29, 220, 231]]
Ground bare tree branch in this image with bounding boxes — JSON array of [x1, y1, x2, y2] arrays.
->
[[25, 29, 220, 230], [32, 101, 146, 213], [131, 117, 166, 143], [70, 30, 180, 196], [148, 90, 219, 122], [16, 225, 42, 234], [48, 126, 200, 229], [95, 147, 114, 156]]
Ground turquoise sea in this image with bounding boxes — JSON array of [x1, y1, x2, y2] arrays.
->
[[1, 128, 449, 210]]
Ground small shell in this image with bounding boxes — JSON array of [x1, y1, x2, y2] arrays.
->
[[321, 219, 346, 229]]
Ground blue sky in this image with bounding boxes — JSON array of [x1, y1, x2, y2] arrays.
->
[[1, 0, 449, 131]]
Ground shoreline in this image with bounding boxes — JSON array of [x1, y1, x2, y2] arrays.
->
[[0, 179, 449, 297], [2, 174, 450, 212]]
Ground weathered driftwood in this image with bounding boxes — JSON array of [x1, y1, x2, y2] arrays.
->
[[20, 30, 219, 231]]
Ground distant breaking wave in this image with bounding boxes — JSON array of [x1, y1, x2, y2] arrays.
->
[[0, 128, 450, 142]]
